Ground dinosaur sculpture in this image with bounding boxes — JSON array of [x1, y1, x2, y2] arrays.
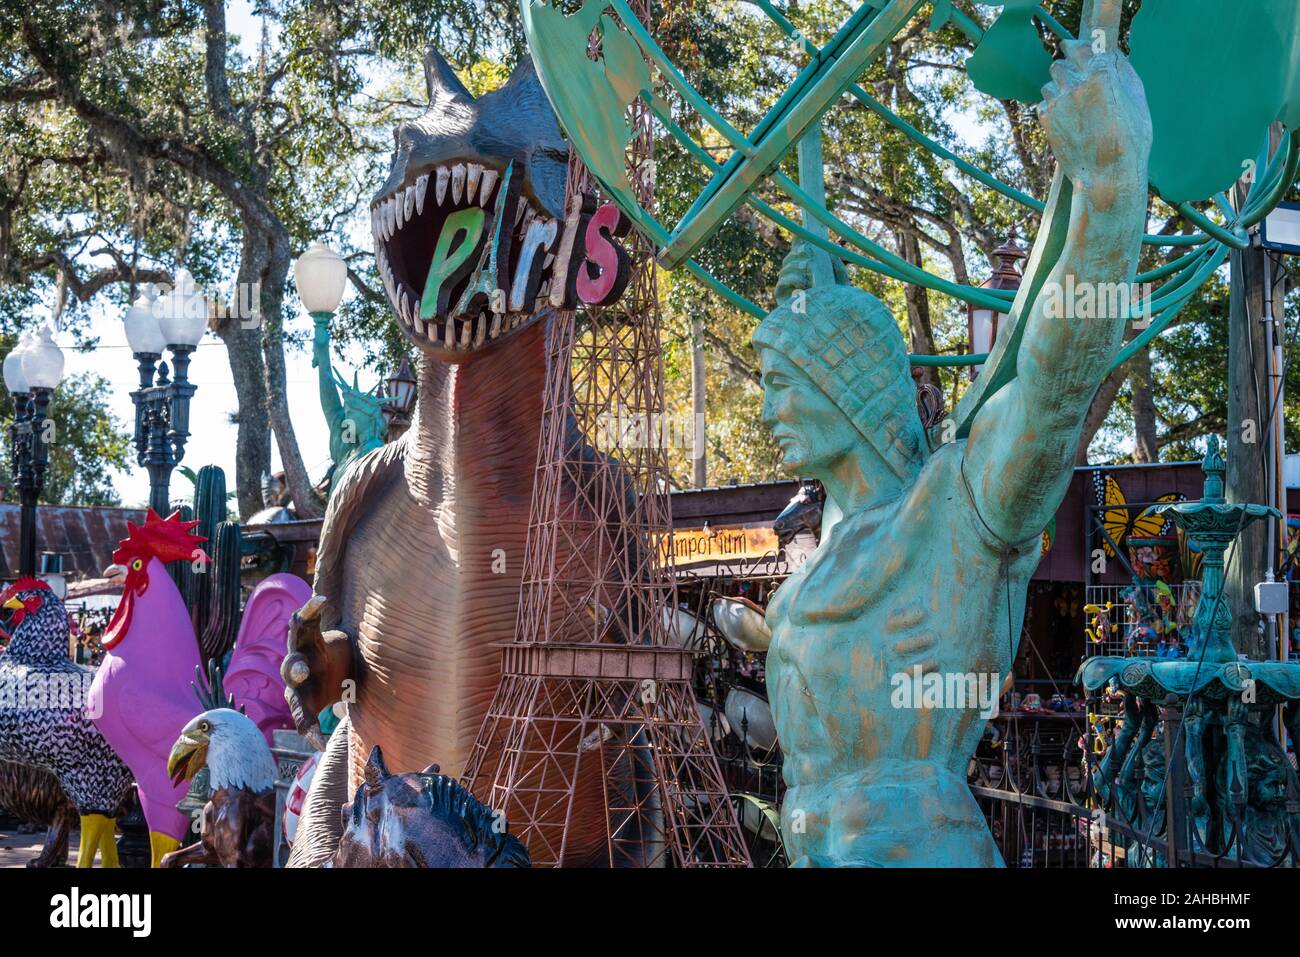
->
[[332, 746, 530, 867], [283, 48, 637, 866]]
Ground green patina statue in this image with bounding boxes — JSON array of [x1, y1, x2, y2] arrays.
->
[[312, 315, 386, 495], [755, 4, 1152, 866]]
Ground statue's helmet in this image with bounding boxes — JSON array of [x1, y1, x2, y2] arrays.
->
[[753, 244, 927, 481]]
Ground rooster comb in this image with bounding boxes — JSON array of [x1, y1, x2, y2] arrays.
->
[[113, 508, 208, 566], [0, 576, 52, 605]]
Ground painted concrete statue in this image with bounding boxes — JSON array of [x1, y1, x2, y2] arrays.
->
[[89, 510, 309, 866], [161, 709, 279, 868], [757, 8, 1151, 866], [331, 746, 530, 867], [312, 317, 386, 496], [283, 49, 638, 866], [0, 577, 133, 867]]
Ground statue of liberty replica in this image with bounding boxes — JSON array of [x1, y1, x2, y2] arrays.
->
[[754, 5, 1150, 865]]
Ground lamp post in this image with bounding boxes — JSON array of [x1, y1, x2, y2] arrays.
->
[[295, 240, 348, 346], [3, 326, 65, 576], [382, 356, 417, 441], [967, 229, 1026, 380], [126, 271, 207, 515]]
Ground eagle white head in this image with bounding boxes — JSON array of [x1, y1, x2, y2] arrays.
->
[[167, 708, 278, 794]]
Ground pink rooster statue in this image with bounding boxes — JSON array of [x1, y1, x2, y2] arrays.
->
[[87, 509, 311, 866]]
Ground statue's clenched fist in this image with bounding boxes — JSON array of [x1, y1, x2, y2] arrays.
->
[[1038, 0, 1151, 190]]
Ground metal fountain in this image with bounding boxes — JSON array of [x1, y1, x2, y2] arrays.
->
[[1078, 436, 1298, 866]]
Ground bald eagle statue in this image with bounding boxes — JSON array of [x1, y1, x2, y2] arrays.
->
[[161, 709, 278, 868]]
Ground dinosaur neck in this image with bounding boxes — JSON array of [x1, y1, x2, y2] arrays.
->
[[405, 319, 547, 510]]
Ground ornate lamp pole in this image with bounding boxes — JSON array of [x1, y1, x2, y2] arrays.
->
[[295, 241, 348, 355], [967, 229, 1026, 381], [124, 271, 207, 515], [382, 356, 417, 441], [3, 326, 65, 576]]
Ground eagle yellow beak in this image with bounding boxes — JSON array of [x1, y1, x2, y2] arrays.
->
[[167, 725, 211, 786], [2, 596, 23, 611]]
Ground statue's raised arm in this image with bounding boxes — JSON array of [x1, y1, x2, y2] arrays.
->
[[962, 0, 1152, 546]]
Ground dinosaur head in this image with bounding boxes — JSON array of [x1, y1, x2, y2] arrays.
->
[[371, 48, 570, 361]]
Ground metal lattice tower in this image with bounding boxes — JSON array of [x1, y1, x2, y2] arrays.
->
[[461, 7, 749, 868]]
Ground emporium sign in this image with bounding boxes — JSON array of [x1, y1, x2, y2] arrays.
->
[[656, 525, 781, 567]]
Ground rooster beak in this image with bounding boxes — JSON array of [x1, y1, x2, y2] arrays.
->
[[2, 597, 23, 611], [103, 563, 127, 585]]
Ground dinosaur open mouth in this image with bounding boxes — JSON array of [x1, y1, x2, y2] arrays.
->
[[371, 161, 557, 357]]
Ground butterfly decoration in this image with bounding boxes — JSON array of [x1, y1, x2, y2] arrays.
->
[[1091, 471, 1182, 558], [1284, 515, 1300, 582]]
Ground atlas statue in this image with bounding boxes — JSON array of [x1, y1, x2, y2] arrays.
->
[[754, 2, 1151, 865]]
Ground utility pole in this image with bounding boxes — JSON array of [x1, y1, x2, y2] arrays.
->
[[690, 314, 707, 487], [1226, 129, 1286, 661]]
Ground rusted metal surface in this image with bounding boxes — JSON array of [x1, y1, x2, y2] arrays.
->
[[502, 642, 694, 681], [0, 504, 144, 582]]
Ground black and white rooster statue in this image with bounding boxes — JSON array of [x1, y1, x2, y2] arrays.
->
[[0, 577, 133, 866]]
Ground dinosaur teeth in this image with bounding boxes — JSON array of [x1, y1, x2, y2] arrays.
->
[[459, 319, 471, 349], [542, 253, 555, 270], [466, 163, 482, 204], [403, 185, 416, 223], [474, 313, 486, 348], [436, 166, 449, 205], [515, 202, 526, 228], [414, 316, 427, 338], [445, 318, 455, 349], [489, 312, 502, 339], [479, 168, 498, 207], [415, 174, 429, 214], [398, 288, 410, 326], [451, 164, 466, 204], [385, 197, 397, 240]]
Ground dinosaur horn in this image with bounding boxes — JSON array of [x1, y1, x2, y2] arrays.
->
[[364, 746, 390, 790], [423, 46, 473, 104]]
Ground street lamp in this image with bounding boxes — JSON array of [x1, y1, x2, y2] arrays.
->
[[967, 229, 1026, 381], [3, 325, 64, 576], [127, 271, 207, 514], [382, 355, 418, 440], [295, 242, 348, 317], [296, 242, 348, 364]]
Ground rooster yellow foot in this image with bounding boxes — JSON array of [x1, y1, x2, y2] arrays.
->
[[75, 814, 119, 868], [149, 832, 182, 868]]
